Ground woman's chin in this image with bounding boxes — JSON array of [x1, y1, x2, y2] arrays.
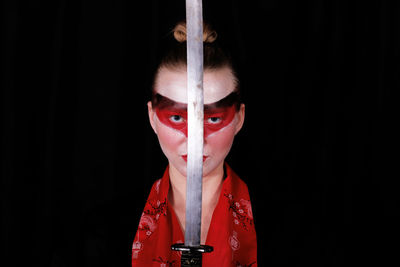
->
[[169, 158, 224, 179]]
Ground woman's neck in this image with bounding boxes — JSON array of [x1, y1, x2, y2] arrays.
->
[[168, 162, 224, 207], [168, 162, 225, 242]]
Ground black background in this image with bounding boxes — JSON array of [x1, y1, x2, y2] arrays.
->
[[2, 0, 399, 266]]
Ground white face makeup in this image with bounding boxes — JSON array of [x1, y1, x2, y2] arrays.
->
[[154, 66, 236, 104], [148, 66, 244, 178]]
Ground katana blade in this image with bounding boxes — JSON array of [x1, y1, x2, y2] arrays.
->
[[171, 1, 213, 264], [185, 0, 204, 247]]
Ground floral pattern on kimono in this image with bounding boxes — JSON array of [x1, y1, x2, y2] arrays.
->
[[132, 163, 257, 266]]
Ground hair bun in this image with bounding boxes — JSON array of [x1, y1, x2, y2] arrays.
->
[[173, 21, 217, 43]]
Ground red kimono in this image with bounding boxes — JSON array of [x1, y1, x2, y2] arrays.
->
[[132, 163, 257, 266]]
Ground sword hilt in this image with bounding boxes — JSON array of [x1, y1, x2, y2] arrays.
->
[[171, 243, 213, 267]]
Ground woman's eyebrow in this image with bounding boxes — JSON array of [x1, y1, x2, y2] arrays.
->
[[153, 91, 239, 110]]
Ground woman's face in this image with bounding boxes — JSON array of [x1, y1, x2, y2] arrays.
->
[[148, 66, 245, 178]]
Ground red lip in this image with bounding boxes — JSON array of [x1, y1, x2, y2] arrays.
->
[[181, 155, 208, 162]]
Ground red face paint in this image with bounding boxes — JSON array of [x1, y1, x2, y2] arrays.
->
[[155, 107, 188, 135], [153, 92, 239, 138], [203, 106, 236, 136]]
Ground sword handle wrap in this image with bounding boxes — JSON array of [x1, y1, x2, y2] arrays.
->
[[181, 250, 202, 267], [171, 243, 213, 267]]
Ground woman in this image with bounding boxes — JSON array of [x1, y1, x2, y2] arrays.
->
[[132, 22, 257, 266]]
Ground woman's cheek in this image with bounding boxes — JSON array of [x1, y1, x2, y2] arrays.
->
[[155, 117, 186, 157], [206, 121, 237, 158]]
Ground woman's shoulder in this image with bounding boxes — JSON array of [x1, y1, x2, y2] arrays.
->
[[144, 166, 170, 200], [225, 163, 248, 187], [224, 163, 252, 201]]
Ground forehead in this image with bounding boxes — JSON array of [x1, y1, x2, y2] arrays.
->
[[154, 66, 236, 104]]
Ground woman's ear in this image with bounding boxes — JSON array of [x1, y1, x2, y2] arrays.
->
[[234, 103, 245, 135], [147, 101, 157, 134]]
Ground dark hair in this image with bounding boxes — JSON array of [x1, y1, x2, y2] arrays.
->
[[152, 21, 241, 104]]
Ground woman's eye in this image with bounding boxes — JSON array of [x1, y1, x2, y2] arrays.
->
[[207, 117, 222, 124], [170, 115, 184, 123]]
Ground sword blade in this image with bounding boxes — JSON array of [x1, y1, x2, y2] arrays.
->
[[185, 0, 204, 247]]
